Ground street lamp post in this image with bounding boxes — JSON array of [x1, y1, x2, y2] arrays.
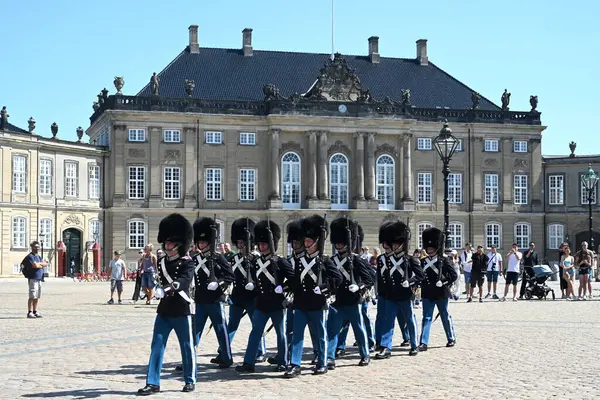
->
[[581, 164, 599, 250], [65, 231, 72, 277], [433, 120, 460, 251]]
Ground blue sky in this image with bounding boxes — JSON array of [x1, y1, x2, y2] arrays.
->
[[1, 0, 598, 155]]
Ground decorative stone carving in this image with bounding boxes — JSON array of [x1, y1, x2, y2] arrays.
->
[[381, 213, 399, 223], [184, 79, 195, 97], [279, 141, 303, 158], [286, 212, 303, 221], [76, 126, 84, 142], [92, 102, 100, 112], [64, 214, 82, 226], [514, 159, 528, 169], [375, 143, 398, 158], [501, 89, 511, 111], [569, 141, 577, 157], [263, 84, 282, 101], [113, 124, 127, 131], [0, 106, 9, 130], [51, 122, 59, 139], [484, 158, 499, 167], [113, 76, 124, 95], [530, 95, 538, 112], [471, 91, 481, 109], [473, 136, 484, 142], [305, 53, 365, 102], [164, 149, 181, 160], [357, 88, 374, 103], [101, 88, 109, 100], [128, 148, 146, 158], [28, 117, 35, 133], [150, 72, 159, 96], [97, 93, 104, 105], [401, 89, 411, 107], [327, 140, 351, 158]]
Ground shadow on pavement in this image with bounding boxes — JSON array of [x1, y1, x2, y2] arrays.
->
[[21, 388, 132, 398]]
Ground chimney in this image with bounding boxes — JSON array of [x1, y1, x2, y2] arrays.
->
[[242, 28, 253, 56], [368, 36, 380, 64], [416, 39, 428, 65], [188, 24, 199, 54]]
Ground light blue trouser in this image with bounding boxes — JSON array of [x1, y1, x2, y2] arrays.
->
[[337, 301, 377, 349], [195, 302, 232, 363], [381, 299, 419, 349], [218, 302, 265, 359], [290, 309, 328, 369], [286, 308, 318, 361], [147, 314, 196, 385], [243, 309, 287, 365], [420, 298, 456, 346], [326, 304, 369, 360]]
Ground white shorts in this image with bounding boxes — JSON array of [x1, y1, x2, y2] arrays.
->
[[28, 279, 42, 299]]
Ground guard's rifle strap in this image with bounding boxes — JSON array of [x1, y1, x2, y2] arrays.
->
[[245, 218, 253, 284], [266, 216, 280, 285], [317, 213, 328, 287], [345, 217, 356, 285], [209, 214, 218, 283]]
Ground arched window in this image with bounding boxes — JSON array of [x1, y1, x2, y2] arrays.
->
[[281, 152, 301, 209], [514, 223, 531, 249], [128, 219, 147, 249], [548, 224, 564, 250], [485, 222, 502, 249], [376, 155, 395, 210], [330, 153, 348, 209], [417, 222, 433, 250], [448, 222, 463, 249]]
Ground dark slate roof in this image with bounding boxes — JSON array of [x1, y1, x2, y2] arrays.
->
[[137, 47, 500, 110], [2, 122, 29, 134]]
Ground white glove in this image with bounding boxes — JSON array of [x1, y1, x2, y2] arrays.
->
[[402, 281, 410, 288], [348, 284, 359, 293], [436, 280, 443, 288], [245, 282, 255, 291], [313, 286, 322, 295], [155, 288, 165, 299], [207, 281, 219, 291], [274, 285, 283, 294]]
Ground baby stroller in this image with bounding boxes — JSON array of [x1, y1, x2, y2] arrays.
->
[[523, 265, 555, 300]]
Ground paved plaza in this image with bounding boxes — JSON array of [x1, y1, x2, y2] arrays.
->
[[1, 278, 599, 399]]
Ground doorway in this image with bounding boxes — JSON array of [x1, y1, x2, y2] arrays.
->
[[63, 228, 82, 276]]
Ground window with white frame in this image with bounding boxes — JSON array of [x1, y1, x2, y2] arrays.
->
[[39, 218, 52, 249], [376, 155, 395, 210], [89, 165, 100, 199], [163, 167, 181, 200], [12, 216, 27, 248], [12, 155, 26, 193], [514, 223, 530, 249], [205, 168, 222, 200], [65, 162, 78, 197], [39, 159, 52, 196], [239, 132, 256, 145], [417, 172, 432, 203], [205, 131, 222, 144], [417, 138, 432, 150], [484, 139, 499, 152], [448, 223, 463, 249], [514, 175, 528, 205], [282, 152, 301, 209], [239, 168, 256, 201], [163, 129, 181, 143], [548, 224, 564, 250], [89, 219, 102, 245], [128, 166, 146, 199], [448, 173, 463, 204], [456, 139, 463, 151], [513, 140, 528, 153], [484, 174, 499, 204], [417, 222, 433, 249], [580, 180, 597, 205], [128, 220, 146, 249], [485, 223, 501, 249], [548, 175, 564, 205], [215, 219, 224, 244], [13, 264, 21, 274], [128, 129, 145, 142], [330, 153, 349, 209]]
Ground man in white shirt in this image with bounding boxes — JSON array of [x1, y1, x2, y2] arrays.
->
[[500, 243, 522, 302], [460, 243, 473, 296], [485, 246, 503, 299], [107, 250, 127, 304]]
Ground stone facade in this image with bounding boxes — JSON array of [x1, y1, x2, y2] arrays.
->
[[0, 129, 106, 276]]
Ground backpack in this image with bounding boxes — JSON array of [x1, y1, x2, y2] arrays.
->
[[21, 255, 33, 279]]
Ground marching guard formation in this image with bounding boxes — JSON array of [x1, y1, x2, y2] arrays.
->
[[137, 213, 458, 396]]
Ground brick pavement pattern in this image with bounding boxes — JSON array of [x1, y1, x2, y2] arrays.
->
[[1, 278, 599, 399]]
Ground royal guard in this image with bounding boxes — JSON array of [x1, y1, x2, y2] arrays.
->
[[325, 217, 373, 369], [284, 215, 342, 378], [419, 227, 458, 351], [137, 213, 196, 396], [236, 219, 295, 373], [376, 221, 423, 358]]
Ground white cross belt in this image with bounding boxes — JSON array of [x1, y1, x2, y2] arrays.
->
[[160, 258, 192, 303], [333, 257, 351, 281], [194, 255, 210, 277], [424, 257, 439, 275], [389, 257, 405, 277], [300, 258, 318, 283], [380, 255, 388, 273], [232, 255, 247, 279], [257, 259, 276, 285]]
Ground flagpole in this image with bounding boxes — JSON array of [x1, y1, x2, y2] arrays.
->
[[331, 0, 334, 60]]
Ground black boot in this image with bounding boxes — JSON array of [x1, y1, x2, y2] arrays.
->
[[446, 340, 456, 347], [182, 384, 195, 392], [375, 347, 391, 359], [267, 356, 279, 365], [137, 384, 160, 396], [400, 340, 410, 347], [310, 353, 318, 365], [358, 356, 371, 366], [335, 348, 346, 357], [235, 363, 255, 373], [409, 348, 419, 356], [275, 364, 287, 372], [327, 359, 336, 370], [217, 359, 233, 369], [175, 364, 183, 372], [284, 365, 301, 378], [255, 354, 268, 363], [210, 355, 221, 364], [313, 366, 327, 375], [418, 344, 428, 352]]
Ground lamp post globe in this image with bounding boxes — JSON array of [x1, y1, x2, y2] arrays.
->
[[581, 164, 599, 249]]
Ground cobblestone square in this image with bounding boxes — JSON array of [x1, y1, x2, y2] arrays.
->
[[1, 278, 599, 399]]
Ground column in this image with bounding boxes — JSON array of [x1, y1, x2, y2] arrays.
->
[[149, 126, 161, 207], [183, 127, 197, 208], [472, 136, 483, 208], [530, 138, 542, 209], [317, 131, 329, 200], [112, 124, 126, 204], [269, 129, 281, 201], [501, 137, 512, 206], [402, 134, 414, 202], [365, 132, 376, 200], [354, 132, 365, 201], [306, 131, 318, 199]]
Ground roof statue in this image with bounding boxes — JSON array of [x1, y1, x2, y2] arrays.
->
[[305, 53, 364, 102]]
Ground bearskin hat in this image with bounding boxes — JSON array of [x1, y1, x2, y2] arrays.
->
[[378, 221, 393, 244], [302, 214, 328, 241], [231, 218, 255, 246], [356, 223, 365, 253], [193, 217, 217, 244], [253, 220, 281, 251], [157, 213, 193, 256], [329, 217, 361, 252], [287, 219, 305, 243], [379, 220, 411, 247], [422, 227, 444, 250]]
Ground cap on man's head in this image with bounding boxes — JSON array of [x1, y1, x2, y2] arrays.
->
[[512, 243, 518, 247], [477, 245, 483, 249], [114, 250, 121, 255]]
